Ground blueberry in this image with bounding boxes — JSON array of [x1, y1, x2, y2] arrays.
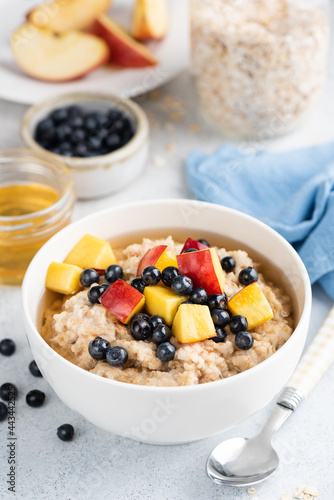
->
[[207, 293, 228, 310], [161, 266, 179, 287], [235, 332, 254, 350], [29, 360, 42, 377], [221, 256, 236, 274], [103, 133, 121, 151], [0, 338, 16, 356], [171, 275, 193, 296], [182, 248, 198, 254], [0, 383, 17, 402], [67, 105, 83, 118], [88, 336, 111, 360], [211, 308, 230, 328], [107, 108, 122, 122], [88, 284, 109, 304], [150, 315, 164, 330], [84, 114, 99, 131], [56, 123, 72, 142], [130, 278, 146, 293], [142, 266, 161, 286], [229, 315, 248, 334], [26, 390, 45, 408], [80, 268, 100, 288], [189, 287, 207, 305], [68, 115, 84, 129], [74, 141, 90, 157], [130, 318, 152, 341], [58, 142, 74, 156], [210, 327, 227, 343], [106, 346, 128, 367], [0, 402, 8, 421], [50, 107, 68, 124], [132, 313, 150, 323], [35, 118, 56, 145], [88, 134, 103, 151], [239, 267, 258, 286], [152, 324, 172, 345], [57, 423, 74, 441], [156, 342, 176, 362], [197, 238, 210, 247], [70, 128, 86, 144], [105, 265, 123, 284]]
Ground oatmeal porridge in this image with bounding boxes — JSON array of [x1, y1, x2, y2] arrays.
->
[[42, 235, 294, 387]]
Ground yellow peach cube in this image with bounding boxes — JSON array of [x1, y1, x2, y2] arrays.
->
[[64, 234, 116, 270], [45, 262, 82, 294]]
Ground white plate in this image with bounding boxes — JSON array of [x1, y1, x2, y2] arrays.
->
[[0, 0, 189, 104]]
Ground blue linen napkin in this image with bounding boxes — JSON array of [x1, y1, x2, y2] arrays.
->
[[185, 143, 334, 299]]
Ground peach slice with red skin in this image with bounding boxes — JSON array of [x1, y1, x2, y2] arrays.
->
[[181, 238, 209, 254], [137, 245, 177, 276], [92, 14, 158, 68], [176, 248, 225, 295], [100, 279, 145, 325]]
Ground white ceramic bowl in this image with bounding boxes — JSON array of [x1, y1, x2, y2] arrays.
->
[[21, 92, 149, 200], [22, 200, 312, 445]]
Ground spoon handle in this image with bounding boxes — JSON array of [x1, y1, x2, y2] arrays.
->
[[281, 305, 334, 403]]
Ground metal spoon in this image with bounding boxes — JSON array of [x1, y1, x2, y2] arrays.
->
[[207, 306, 334, 487]]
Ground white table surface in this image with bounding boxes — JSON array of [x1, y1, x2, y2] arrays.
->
[[1, 69, 334, 500]]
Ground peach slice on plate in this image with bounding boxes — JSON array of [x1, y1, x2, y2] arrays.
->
[[10, 23, 110, 83], [137, 245, 177, 276], [64, 234, 116, 270], [100, 279, 145, 324], [27, 0, 111, 33], [45, 262, 82, 294], [177, 248, 225, 295], [228, 282, 274, 329], [132, 0, 168, 41], [93, 14, 158, 68], [172, 303, 216, 343]]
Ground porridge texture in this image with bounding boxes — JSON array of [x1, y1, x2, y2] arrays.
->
[[42, 237, 294, 387], [191, 0, 328, 138]]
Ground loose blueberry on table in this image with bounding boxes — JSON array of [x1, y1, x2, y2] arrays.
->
[[26, 390, 46, 408], [0, 383, 18, 402], [0, 338, 16, 356], [57, 424, 74, 442], [35, 105, 135, 158], [29, 360, 43, 377], [0, 401, 8, 421]]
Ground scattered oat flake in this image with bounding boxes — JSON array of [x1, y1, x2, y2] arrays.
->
[[168, 113, 184, 122], [165, 143, 174, 152], [248, 487, 257, 495], [281, 495, 291, 500], [152, 155, 166, 168], [189, 123, 200, 133], [164, 122, 175, 133], [302, 487, 319, 497], [149, 90, 162, 100]]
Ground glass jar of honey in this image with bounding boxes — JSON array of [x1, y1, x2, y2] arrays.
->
[[0, 149, 75, 285]]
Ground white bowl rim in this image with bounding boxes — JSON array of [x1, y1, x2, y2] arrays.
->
[[22, 198, 312, 394], [21, 91, 149, 169]]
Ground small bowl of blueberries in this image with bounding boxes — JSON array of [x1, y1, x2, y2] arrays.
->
[[21, 92, 149, 199]]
